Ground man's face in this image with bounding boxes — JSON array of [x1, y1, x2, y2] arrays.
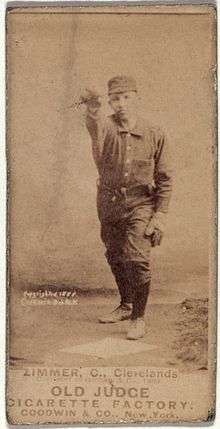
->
[[108, 91, 138, 120]]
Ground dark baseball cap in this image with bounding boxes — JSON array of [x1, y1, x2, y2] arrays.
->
[[108, 75, 137, 95]]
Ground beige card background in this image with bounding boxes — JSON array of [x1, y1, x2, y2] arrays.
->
[[6, 4, 216, 425], [7, 5, 215, 293]]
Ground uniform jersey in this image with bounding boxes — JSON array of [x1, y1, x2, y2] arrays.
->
[[86, 111, 172, 213]]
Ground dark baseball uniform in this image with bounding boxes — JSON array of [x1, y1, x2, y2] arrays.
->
[[86, 111, 172, 318]]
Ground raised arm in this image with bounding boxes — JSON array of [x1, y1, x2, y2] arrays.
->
[[81, 89, 108, 174]]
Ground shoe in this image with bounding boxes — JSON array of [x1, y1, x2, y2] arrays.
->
[[126, 318, 146, 340], [98, 304, 132, 323]]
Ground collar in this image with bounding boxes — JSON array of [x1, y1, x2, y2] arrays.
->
[[112, 115, 144, 137]]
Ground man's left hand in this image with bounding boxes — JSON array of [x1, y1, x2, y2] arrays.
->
[[150, 228, 163, 247], [144, 212, 166, 247]]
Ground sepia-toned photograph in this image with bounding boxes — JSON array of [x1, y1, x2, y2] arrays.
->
[[6, 2, 216, 424]]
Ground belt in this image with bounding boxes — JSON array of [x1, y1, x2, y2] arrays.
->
[[98, 183, 153, 201]]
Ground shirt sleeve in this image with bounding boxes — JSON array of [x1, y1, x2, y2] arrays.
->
[[86, 110, 108, 174], [153, 129, 173, 214]]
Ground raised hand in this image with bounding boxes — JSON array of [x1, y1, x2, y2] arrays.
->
[[80, 88, 102, 115]]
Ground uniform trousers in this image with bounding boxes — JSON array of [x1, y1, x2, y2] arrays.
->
[[97, 187, 154, 319]]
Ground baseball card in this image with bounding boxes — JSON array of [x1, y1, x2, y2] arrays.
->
[[6, 1, 217, 424]]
